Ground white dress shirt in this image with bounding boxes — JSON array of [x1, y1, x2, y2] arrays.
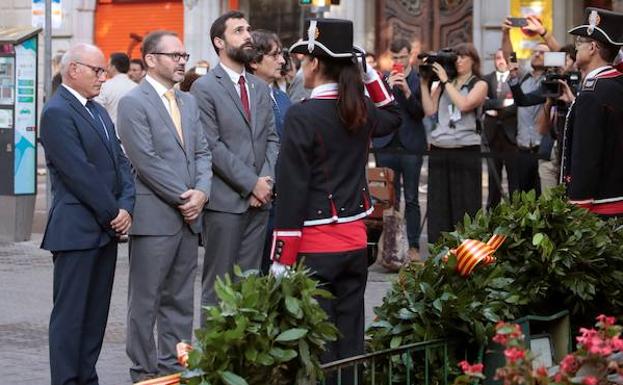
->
[[220, 62, 251, 101], [144, 74, 175, 114]]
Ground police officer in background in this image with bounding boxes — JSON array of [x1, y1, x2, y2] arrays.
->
[[562, 7, 623, 218]]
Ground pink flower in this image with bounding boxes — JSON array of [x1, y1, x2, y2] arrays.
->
[[597, 314, 616, 326], [534, 366, 548, 378], [612, 337, 623, 351], [504, 347, 525, 363], [560, 354, 579, 374], [458, 360, 470, 372], [469, 363, 484, 374], [583, 376, 598, 385]]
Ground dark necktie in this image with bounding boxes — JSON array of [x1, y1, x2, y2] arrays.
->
[[85, 100, 110, 141], [238, 75, 251, 121], [271, 88, 281, 121]]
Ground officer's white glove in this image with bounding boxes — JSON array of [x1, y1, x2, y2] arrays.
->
[[270, 262, 290, 278]]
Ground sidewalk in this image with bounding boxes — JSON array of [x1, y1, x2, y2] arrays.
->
[[0, 235, 396, 384]]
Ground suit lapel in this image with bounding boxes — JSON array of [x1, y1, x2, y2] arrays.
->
[[215, 64, 251, 129], [60, 88, 115, 161], [140, 81, 185, 152]]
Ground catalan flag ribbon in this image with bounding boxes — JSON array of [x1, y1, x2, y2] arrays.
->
[[133, 373, 181, 385], [450, 234, 507, 277]]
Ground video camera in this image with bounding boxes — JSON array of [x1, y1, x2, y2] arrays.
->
[[417, 48, 458, 82], [541, 51, 581, 98]]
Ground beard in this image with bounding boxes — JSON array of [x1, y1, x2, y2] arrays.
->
[[226, 42, 255, 64]]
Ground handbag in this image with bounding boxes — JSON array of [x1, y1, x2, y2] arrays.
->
[[376, 208, 410, 272]]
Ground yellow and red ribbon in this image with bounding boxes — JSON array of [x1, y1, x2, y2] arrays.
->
[[449, 234, 507, 277]]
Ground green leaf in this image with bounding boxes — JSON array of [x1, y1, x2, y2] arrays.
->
[[221, 371, 248, 385], [269, 347, 298, 362], [390, 336, 402, 348], [532, 232, 544, 246], [275, 328, 308, 342], [285, 296, 303, 319]]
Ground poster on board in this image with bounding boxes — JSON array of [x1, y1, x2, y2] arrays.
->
[[14, 37, 37, 195]]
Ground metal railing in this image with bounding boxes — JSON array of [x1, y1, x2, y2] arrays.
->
[[320, 338, 451, 385]]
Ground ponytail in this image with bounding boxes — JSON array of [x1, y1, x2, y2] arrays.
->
[[318, 57, 367, 133]]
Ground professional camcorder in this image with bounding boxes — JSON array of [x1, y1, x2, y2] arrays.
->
[[541, 51, 581, 98], [417, 48, 458, 81]]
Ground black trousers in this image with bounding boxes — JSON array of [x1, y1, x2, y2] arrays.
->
[[302, 248, 368, 385], [427, 146, 482, 244], [517, 146, 541, 195], [483, 122, 519, 209], [49, 241, 117, 385]]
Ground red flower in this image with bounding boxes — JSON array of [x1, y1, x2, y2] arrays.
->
[[582, 375, 598, 385], [504, 347, 525, 363], [458, 360, 484, 376]]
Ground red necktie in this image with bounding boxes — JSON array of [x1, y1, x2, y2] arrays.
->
[[238, 75, 250, 121]]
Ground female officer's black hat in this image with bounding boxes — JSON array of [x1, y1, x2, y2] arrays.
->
[[289, 18, 365, 58]]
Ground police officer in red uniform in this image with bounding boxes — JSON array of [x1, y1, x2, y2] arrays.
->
[[268, 18, 401, 384], [562, 7, 623, 218]]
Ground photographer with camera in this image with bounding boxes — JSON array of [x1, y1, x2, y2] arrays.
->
[[373, 37, 426, 261], [562, 8, 623, 218], [502, 21, 551, 196], [420, 43, 487, 243], [505, 45, 578, 193]]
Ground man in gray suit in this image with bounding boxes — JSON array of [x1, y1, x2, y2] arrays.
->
[[117, 30, 212, 382], [190, 11, 279, 309]]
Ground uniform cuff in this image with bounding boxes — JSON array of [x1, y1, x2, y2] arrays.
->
[[270, 230, 302, 266], [365, 78, 394, 107]]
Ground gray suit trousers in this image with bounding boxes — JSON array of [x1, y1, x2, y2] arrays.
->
[[126, 226, 197, 382], [201, 209, 269, 311]]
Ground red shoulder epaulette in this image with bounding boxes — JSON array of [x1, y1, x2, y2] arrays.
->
[[595, 68, 622, 79]]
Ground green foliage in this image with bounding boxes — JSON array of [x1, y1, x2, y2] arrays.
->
[[367, 188, 623, 382], [182, 264, 338, 385]]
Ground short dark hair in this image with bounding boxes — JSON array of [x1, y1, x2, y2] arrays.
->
[[210, 11, 245, 55], [130, 58, 145, 70], [389, 38, 412, 54], [141, 30, 178, 61], [250, 29, 281, 63], [180, 67, 202, 92], [595, 40, 620, 63], [109, 52, 130, 73]]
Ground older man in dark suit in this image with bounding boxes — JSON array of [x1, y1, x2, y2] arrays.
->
[[190, 11, 279, 310], [40, 43, 135, 385]]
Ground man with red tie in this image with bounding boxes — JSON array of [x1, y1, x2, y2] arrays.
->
[[190, 11, 279, 311]]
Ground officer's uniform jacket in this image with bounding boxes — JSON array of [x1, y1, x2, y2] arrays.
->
[[561, 66, 623, 216], [271, 83, 402, 263]]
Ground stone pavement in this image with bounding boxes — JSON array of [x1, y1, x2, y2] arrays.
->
[[0, 235, 396, 385]]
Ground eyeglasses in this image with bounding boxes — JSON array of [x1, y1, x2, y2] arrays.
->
[[74, 61, 107, 78], [150, 52, 190, 62]]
